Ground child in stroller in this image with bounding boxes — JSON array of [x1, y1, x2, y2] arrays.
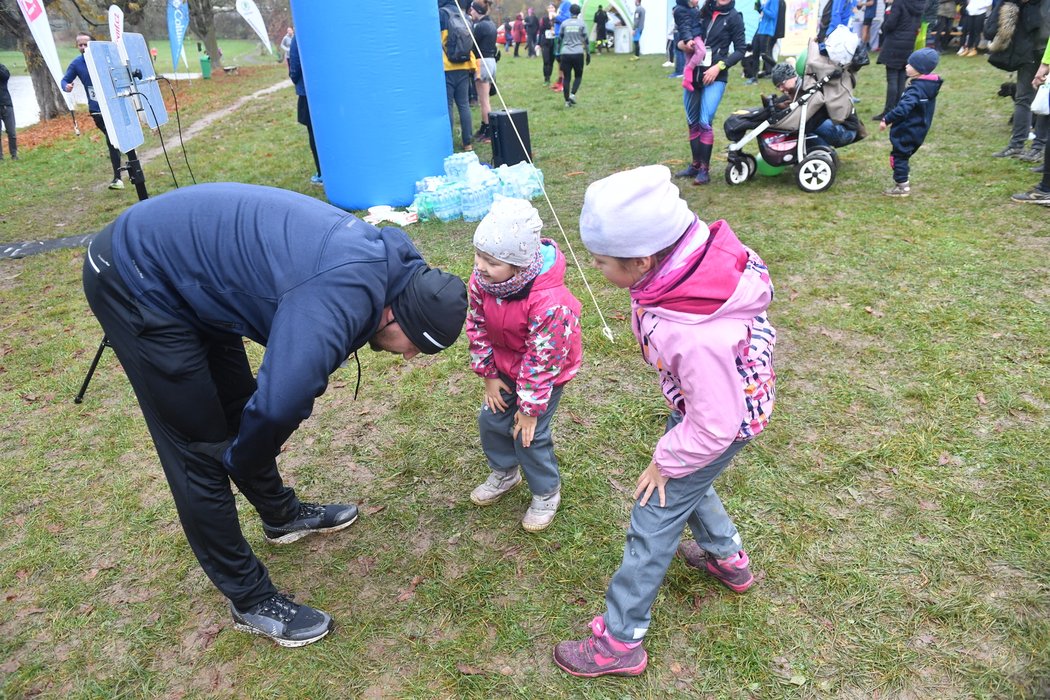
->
[[723, 40, 863, 192]]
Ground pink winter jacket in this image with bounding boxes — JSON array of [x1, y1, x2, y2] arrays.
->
[[466, 240, 583, 416], [630, 219, 776, 478]]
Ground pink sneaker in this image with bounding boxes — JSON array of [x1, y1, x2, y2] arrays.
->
[[678, 541, 755, 592], [553, 616, 648, 677]]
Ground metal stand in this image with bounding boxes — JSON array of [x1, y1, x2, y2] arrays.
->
[[74, 151, 148, 403]]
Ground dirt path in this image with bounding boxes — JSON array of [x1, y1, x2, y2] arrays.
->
[[1, 79, 292, 260]]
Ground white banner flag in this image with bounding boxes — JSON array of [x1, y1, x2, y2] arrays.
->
[[235, 0, 273, 54], [15, 0, 76, 110], [108, 4, 129, 64]]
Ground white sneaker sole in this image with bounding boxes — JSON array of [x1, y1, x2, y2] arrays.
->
[[233, 620, 331, 647], [264, 513, 358, 545]]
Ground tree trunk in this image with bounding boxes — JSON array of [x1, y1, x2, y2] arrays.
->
[[25, 40, 69, 120], [0, 1, 69, 120], [188, 0, 222, 69]]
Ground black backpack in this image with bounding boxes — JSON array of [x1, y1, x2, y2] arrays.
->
[[442, 6, 474, 63]]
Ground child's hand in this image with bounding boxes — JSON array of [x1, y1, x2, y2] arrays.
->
[[879, 119, 887, 131], [512, 411, 538, 448], [634, 460, 669, 508], [484, 377, 511, 413]]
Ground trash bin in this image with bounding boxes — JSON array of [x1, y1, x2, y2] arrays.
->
[[614, 26, 631, 53], [200, 55, 212, 79]]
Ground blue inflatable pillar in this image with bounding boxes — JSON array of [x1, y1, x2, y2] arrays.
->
[[289, 2, 452, 210]]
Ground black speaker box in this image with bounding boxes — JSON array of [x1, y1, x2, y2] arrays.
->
[[490, 108, 532, 167]]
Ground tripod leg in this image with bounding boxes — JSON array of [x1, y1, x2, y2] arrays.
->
[[74, 336, 111, 404]]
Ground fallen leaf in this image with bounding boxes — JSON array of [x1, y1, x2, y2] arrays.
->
[[15, 570, 29, 581], [396, 575, 424, 603], [937, 452, 951, 466], [566, 170, 586, 176], [456, 663, 486, 675], [669, 662, 684, 674], [976, 392, 987, 406], [789, 289, 800, 301], [918, 500, 939, 511], [82, 569, 100, 582], [0, 660, 20, 673], [364, 504, 385, 515], [788, 675, 807, 686], [863, 306, 884, 318]]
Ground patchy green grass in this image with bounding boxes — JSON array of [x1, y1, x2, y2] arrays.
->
[[1, 47, 1048, 699]]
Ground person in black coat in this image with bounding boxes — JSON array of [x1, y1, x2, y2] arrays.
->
[[875, 0, 926, 119], [0, 63, 16, 160]]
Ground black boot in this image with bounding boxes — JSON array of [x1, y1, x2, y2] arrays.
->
[[693, 142, 713, 185], [675, 139, 704, 178]]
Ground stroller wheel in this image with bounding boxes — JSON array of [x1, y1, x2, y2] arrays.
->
[[795, 152, 836, 193], [725, 160, 750, 186], [810, 145, 840, 170], [742, 154, 757, 180]]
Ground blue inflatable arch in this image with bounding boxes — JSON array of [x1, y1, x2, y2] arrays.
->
[[289, 2, 452, 210]]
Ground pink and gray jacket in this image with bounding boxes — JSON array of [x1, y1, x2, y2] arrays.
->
[[630, 218, 776, 478], [467, 240, 583, 416]]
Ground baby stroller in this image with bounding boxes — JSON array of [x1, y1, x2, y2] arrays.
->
[[723, 41, 861, 193]]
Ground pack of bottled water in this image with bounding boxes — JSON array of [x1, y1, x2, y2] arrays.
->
[[410, 154, 544, 223]]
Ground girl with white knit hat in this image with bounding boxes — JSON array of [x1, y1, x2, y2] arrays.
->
[[466, 197, 583, 532], [553, 165, 776, 677]]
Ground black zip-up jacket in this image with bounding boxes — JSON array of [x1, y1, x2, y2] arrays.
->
[[674, 0, 703, 43], [472, 16, 498, 58], [884, 75, 942, 155], [698, 0, 747, 82]]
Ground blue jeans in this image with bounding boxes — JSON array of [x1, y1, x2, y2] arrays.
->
[[682, 80, 727, 128], [810, 119, 856, 148]]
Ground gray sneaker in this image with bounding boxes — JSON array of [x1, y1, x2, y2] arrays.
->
[[1017, 147, 1044, 163], [470, 469, 522, 505], [1010, 188, 1050, 205], [992, 146, 1025, 158], [883, 181, 911, 197], [230, 593, 332, 647], [522, 491, 561, 532]]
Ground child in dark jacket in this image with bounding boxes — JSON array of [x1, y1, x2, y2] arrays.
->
[[879, 48, 942, 197]]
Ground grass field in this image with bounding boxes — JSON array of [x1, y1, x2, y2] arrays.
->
[[0, 45, 1047, 699]]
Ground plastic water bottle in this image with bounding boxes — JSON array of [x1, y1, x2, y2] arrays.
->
[[444, 152, 479, 182], [433, 185, 463, 222]]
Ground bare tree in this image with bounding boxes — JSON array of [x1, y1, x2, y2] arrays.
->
[[0, 0, 69, 120], [188, 0, 221, 68]]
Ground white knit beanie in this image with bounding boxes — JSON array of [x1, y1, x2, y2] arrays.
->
[[579, 165, 696, 257], [473, 197, 544, 267]]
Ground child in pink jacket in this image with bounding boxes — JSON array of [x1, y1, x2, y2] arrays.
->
[[553, 165, 776, 677], [466, 198, 583, 532]]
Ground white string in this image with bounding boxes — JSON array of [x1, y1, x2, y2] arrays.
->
[[453, 4, 615, 342]]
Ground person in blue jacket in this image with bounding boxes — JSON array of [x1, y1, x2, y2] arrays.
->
[[286, 35, 322, 185], [81, 183, 468, 648], [62, 32, 123, 190], [879, 48, 942, 197]]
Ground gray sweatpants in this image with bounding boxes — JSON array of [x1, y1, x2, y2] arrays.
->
[[604, 411, 748, 642], [478, 380, 564, 497]]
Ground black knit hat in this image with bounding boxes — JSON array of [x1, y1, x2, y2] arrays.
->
[[392, 267, 467, 354], [770, 62, 796, 87]]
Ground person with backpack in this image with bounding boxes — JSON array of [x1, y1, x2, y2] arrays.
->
[[439, 0, 478, 151]]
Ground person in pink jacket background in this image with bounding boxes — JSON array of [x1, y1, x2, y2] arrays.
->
[[466, 198, 583, 532], [553, 165, 776, 677]]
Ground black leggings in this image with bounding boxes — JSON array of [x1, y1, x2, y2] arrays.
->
[[0, 103, 15, 157], [883, 66, 908, 116], [541, 43, 555, 81], [561, 54, 584, 99], [91, 112, 122, 179], [963, 13, 985, 49]]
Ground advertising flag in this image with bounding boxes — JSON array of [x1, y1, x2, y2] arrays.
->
[[235, 0, 273, 54], [167, 0, 191, 72], [108, 4, 128, 64], [15, 0, 76, 109]]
